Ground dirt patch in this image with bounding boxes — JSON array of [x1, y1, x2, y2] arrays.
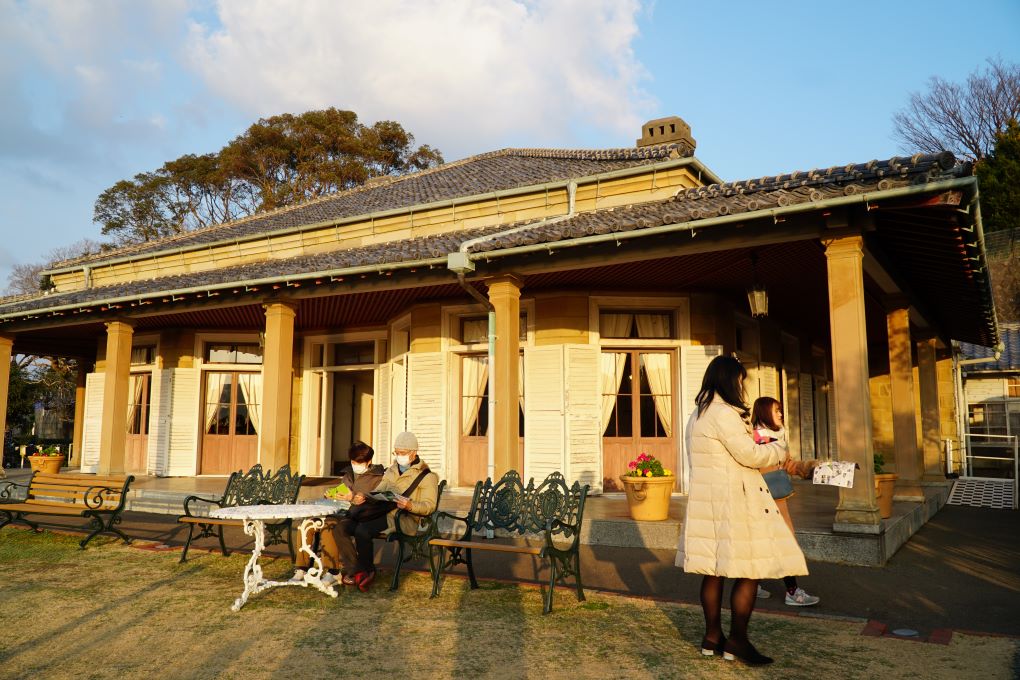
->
[[0, 530, 1015, 679]]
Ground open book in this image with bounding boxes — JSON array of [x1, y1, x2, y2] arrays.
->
[[368, 490, 407, 503], [325, 482, 350, 498]]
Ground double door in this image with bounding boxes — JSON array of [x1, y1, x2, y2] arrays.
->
[[201, 371, 261, 475]]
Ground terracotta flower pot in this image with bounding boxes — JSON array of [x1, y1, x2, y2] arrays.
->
[[874, 473, 897, 519], [28, 455, 65, 475], [619, 475, 674, 521]]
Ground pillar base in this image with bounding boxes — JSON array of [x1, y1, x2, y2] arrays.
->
[[834, 500, 882, 531], [893, 481, 924, 501], [922, 475, 951, 486]]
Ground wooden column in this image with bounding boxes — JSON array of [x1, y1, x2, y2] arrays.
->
[[260, 301, 297, 470], [70, 363, 88, 466], [487, 276, 522, 477], [916, 336, 944, 482], [825, 236, 881, 531], [98, 321, 134, 475], [886, 301, 924, 500], [0, 335, 13, 458]]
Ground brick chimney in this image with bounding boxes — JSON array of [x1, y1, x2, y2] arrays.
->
[[636, 116, 696, 153]]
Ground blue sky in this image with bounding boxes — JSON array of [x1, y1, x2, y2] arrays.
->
[[1, 0, 1018, 289]]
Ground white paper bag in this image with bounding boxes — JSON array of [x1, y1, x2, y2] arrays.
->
[[812, 461, 856, 488]]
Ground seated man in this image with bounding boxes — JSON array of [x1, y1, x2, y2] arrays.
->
[[345, 431, 439, 590], [291, 441, 384, 585]]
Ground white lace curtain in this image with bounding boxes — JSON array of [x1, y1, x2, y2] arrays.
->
[[204, 372, 230, 433], [599, 313, 673, 435], [237, 372, 262, 434], [126, 374, 146, 432], [635, 314, 673, 437], [461, 356, 488, 436], [599, 314, 633, 432]]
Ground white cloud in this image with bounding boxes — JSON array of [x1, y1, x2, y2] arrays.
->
[[185, 0, 654, 158]]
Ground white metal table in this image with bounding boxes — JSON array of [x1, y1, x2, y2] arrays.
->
[[210, 503, 347, 611]]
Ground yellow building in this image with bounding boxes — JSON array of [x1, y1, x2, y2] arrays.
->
[[0, 116, 998, 534]]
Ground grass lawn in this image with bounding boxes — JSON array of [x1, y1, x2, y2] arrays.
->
[[0, 528, 1016, 679]]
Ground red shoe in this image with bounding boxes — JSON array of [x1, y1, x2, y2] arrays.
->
[[355, 570, 376, 592]]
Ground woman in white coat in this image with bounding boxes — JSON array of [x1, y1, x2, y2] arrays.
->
[[677, 355, 808, 666]]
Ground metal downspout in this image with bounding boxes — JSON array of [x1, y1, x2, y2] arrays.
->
[[448, 181, 577, 482], [455, 272, 496, 481]]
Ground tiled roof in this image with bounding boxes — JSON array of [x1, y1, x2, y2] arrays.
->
[[2, 151, 995, 346], [49, 144, 692, 270], [960, 323, 1020, 371]]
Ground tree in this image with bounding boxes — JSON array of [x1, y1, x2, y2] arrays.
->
[[893, 58, 1020, 162], [976, 120, 1020, 234], [6, 359, 40, 443], [94, 108, 443, 243], [4, 239, 105, 295]]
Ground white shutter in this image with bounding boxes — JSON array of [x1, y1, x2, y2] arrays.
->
[[827, 380, 838, 457], [80, 372, 105, 473], [783, 369, 802, 459], [524, 346, 566, 483], [565, 345, 602, 493], [799, 373, 816, 459], [374, 363, 391, 463], [391, 360, 407, 455], [680, 345, 723, 493], [681, 345, 723, 420], [147, 369, 173, 475], [407, 353, 446, 481], [167, 368, 201, 476], [758, 363, 779, 399]]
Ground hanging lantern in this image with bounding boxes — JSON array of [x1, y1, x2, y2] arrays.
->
[[747, 252, 768, 317], [747, 283, 769, 318]]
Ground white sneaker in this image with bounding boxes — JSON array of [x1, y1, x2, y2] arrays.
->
[[756, 585, 771, 599], [785, 587, 820, 607], [288, 569, 307, 583], [321, 572, 338, 586]]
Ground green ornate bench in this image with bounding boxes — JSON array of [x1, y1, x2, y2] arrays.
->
[[429, 471, 588, 613], [0, 471, 135, 549], [178, 464, 304, 563], [385, 478, 447, 591]]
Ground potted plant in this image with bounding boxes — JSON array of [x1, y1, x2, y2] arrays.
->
[[619, 453, 675, 521], [28, 445, 66, 475], [873, 453, 897, 520]]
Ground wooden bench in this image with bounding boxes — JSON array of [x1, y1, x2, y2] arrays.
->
[[385, 479, 447, 591], [178, 464, 304, 563], [429, 471, 588, 613], [0, 472, 135, 549]]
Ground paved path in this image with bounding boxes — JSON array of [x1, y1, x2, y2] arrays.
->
[[5, 501, 1018, 636]]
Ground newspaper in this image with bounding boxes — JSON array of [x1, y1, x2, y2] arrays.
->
[[812, 461, 857, 488]]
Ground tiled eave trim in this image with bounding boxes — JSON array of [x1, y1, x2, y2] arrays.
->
[[4, 175, 988, 336], [42, 156, 722, 277]]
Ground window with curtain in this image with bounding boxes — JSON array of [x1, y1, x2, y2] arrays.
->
[[130, 346, 155, 366], [601, 350, 673, 438], [126, 374, 151, 434], [459, 315, 528, 345], [461, 355, 489, 436], [205, 373, 232, 435], [206, 343, 262, 364], [599, 311, 673, 339]]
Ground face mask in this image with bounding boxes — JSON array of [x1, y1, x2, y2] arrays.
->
[[350, 462, 368, 475], [394, 454, 411, 467]]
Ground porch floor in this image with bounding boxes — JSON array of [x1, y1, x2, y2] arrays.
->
[[4, 468, 951, 566]]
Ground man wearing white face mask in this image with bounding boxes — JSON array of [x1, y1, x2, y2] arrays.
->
[[348, 431, 439, 590], [290, 441, 383, 585]]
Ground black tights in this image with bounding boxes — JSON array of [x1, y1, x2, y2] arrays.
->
[[700, 576, 758, 645]]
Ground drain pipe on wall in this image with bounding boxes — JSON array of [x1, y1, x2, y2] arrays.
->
[[448, 181, 577, 481]]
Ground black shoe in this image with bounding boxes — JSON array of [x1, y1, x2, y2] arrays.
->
[[723, 640, 773, 666], [700, 634, 727, 656]]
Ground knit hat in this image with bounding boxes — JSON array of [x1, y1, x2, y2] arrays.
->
[[393, 431, 419, 451]]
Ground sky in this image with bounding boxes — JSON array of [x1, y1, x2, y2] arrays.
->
[[1, 0, 1018, 290]]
